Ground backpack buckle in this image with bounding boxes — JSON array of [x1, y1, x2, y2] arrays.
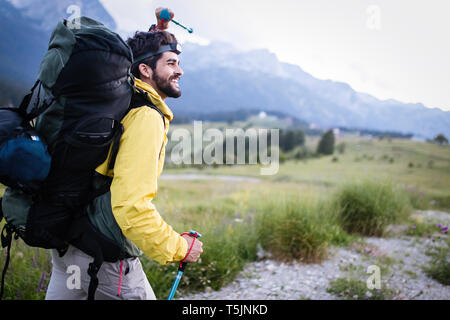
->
[[1, 224, 13, 249], [87, 262, 100, 277]]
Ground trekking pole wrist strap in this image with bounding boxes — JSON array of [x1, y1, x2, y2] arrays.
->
[[179, 232, 198, 265]]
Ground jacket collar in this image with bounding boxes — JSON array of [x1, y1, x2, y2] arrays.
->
[[134, 78, 174, 121]]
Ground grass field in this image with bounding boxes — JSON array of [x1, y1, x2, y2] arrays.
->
[[164, 132, 450, 209], [0, 133, 449, 299]]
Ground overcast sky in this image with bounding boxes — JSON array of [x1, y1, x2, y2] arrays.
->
[[99, 0, 450, 111]]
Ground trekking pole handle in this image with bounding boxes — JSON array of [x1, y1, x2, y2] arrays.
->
[[188, 230, 202, 238], [159, 8, 194, 33], [159, 8, 172, 21], [180, 230, 202, 267]]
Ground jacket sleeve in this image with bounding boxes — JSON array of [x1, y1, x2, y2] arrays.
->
[[109, 107, 188, 265]]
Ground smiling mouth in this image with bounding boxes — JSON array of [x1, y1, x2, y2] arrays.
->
[[171, 77, 180, 88]]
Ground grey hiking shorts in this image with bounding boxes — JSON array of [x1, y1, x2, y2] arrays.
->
[[45, 245, 156, 300]]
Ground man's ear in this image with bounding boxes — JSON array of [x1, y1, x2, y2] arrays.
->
[[138, 63, 153, 79]]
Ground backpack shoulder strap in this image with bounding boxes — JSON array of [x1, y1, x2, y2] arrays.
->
[[129, 90, 166, 126]]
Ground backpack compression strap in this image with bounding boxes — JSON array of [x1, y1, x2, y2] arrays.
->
[[15, 80, 55, 121], [0, 80, 53, 122]]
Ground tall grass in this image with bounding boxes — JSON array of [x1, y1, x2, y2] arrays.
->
[[255, 193, 351, 263], [0, 235, 52, 300], [334, 179, 413, 236], [424, 237, 450, 285], [144, 190, 354, 298], [0, 178, 428, 299], [142, 217, 259, 299]]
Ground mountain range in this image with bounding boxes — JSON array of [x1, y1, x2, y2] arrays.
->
[[1, 0, 449, 139], [167, 42, 450, 140], [0, 0, 115, 84]]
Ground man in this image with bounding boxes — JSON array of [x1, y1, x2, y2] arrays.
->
[[45, 28, 203, 300]]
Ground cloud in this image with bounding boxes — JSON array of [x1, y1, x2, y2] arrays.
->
[[100, 0, 450, 111]]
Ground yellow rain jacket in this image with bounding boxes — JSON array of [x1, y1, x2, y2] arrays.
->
[[94, 78, 187, 265]]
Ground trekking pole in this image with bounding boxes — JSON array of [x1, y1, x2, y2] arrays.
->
[[167, 230, 202, 300], [160, 8, 194, 33]]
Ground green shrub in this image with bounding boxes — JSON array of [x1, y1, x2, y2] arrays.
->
[[424, 237, 450, 285], [430, 194, 450, 210], [255, 195, 342, 262], [336, 142, 346, 154], [405, 221, 437, 237], [334, 180, 412, 236], [327, 277, 395, 300], [317, 130, 335, 155]]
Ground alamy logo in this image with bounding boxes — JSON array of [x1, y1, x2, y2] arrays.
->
[[66, 265, 81, 290], [66, 5, 81, 30], [366, 265, 381, 290], [170, 121, 280, 175], [366, 5, 382, 31]]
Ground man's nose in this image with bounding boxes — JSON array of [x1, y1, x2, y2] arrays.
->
[[176, 65, 183, 76]]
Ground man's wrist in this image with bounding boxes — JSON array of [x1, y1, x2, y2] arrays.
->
[[176, 235, 189, 261]]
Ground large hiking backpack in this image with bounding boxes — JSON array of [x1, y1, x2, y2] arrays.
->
[[0, 16, 137, 300]]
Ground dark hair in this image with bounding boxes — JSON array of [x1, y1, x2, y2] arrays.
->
[[126, 31, 177, 78]]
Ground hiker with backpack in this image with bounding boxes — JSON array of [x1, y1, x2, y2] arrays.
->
[[1, 11, 202, 300], [46, 30, 203, 300]]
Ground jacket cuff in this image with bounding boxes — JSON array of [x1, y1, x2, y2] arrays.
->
[[173, 235, 189, 262]]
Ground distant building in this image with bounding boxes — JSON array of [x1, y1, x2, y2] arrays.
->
[[258, 111, 267, 119], [333, 128, 340, 137]]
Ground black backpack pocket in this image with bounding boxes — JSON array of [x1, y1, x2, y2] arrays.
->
[[59, 116, 122, 171], [23, 202, 72, 251]]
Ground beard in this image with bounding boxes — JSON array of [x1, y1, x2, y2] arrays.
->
[[152, 72, 182, 98]]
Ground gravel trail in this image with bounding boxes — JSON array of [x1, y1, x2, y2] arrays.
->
[[180, 210, 450, 300]]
